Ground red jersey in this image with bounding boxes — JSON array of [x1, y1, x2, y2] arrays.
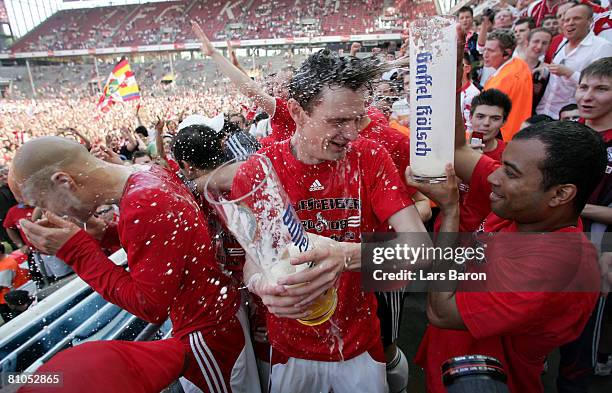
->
[[233, 138, 413, 362], [416, 155, 600, 393], [362, 107, 412, 186], [259, 98, 296, 148], [433, 141, 506, 232], [3, 205, 34, 247], [57, 166, 239, 340]]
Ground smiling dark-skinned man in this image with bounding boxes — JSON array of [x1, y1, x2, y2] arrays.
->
[[414, 30, 605, 393]]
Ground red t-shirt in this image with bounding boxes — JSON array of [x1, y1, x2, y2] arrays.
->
[[57, 166, 239, 340], [232, 138, 413, 362], [433, 141, 506, 232], [362, 107, 412, 187], [259, 98, 296, 148], [3, 205, 35, 247], [416, 155, 600, 393]]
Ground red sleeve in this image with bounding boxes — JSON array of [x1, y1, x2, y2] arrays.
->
[[99, 223, 121, 254], [367, 142, 414, 223], [270, 98, 296, 141], [462, 155, 500, 226], [56, 229, 171, 324], [3, 207, 17, 229]]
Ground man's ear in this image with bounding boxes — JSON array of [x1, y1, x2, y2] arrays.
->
[[287, 98, 307, 126], [548, 184, 578, 208], [50, 172, 75, 190]]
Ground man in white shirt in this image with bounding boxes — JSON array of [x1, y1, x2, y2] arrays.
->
[[537, 4, 612, 118]]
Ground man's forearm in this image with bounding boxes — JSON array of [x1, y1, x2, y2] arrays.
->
[[582, 204, 612, 225], [210, 52, 275, 114]]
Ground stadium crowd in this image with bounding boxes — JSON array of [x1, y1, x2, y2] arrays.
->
[[1, 0, 612, 393]]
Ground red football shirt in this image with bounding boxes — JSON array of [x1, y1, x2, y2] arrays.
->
[[433, 141, 506, 232], [3, 205, 34, 247], [259, 98, 297, 148], [57, 166, 239, 339], [416, 155, 600, 393], [233, 138, 413, 362], [361, 107, 412, 188]]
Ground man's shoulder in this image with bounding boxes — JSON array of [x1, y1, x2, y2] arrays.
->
[[122, 166, 190, 207]]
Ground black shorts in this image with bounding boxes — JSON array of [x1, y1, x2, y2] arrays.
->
[[375, 290, 407, 347]]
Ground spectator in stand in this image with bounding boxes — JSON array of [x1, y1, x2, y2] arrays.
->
[[537, 4, 612, 118], [513, 17, 537, 58], [525, 28, 554, 110], [460, 52, 482, 132], [494, 9, 515, 29], [542, 14, 561, 35], [556, 56, 612, 390], [131, 151, 153, 165], [520, 113, 555, 129], [483, 29, 534, 140], [558, 103, 580, 120], [229, 112, 248, 130], [527, 0, 568, 26], [1, 289, 33, 322], [11, 136, 260, 391], [457, 6, 481, 61]]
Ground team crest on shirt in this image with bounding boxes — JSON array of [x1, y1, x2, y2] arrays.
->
[[607, 147, 612, 163]]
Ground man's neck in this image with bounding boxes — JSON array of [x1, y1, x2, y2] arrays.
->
[[290, 133, 324, 165], [89, 165, 136, 207], [516, 214, 579, 232], [568, 33, 588, 50], [586, 115, 612, 132], [483, 137, 498, 152]]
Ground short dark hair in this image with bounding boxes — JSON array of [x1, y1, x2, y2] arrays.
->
[[569, 3, 594, 19], [458, 6, 473, 17], [542, 15, 557, 23], [528, 27, 553, 42], [486, 29, 517, 53], [513, 121, 607, 213], [579, 57, 612, 83], [229, 112, 246, 125], [514, 17, 536, 29], [289, 49, 388, 112], [559, 103, 579, 116], [524, 114, 554, 125], [4, 290, 33, 307], [134, 126, 148, 138], [470, 89, 512, 120], [132, 151, 152, 162], [172, 125, 229, 170]]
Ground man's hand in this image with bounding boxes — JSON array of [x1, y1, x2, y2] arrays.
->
[[91, 144, 123, 165], [246, 271, 311, 319], [350, 42, 362, 56], [20, 212, 80, 255], [277, 234, 347, 308], [191, 21, 217, 57], [406, 164, 459, 214], [548, 63, 573, 78]]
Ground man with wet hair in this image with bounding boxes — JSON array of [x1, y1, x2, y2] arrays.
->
[[8, 137, 259, 392], [230, 47, 447, 393]]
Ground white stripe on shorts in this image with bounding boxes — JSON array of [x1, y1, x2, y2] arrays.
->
[[189, 333, 216, 393], [197, 331, 229, 393]]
